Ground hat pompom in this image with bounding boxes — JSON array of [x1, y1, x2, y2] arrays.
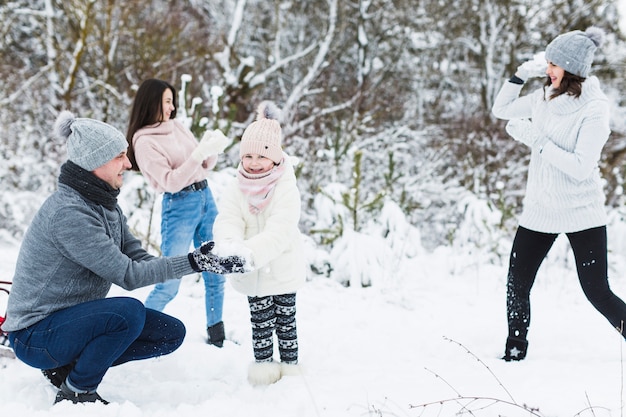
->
[[585, 26, 605, 48], [256, 101, 281, 123], [54, 111, 75, 140]]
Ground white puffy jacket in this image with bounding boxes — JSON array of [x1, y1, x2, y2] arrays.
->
[[214, 155, 306, 296]]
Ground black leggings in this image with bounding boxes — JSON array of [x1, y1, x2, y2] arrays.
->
[[507, 225, 626, 340]]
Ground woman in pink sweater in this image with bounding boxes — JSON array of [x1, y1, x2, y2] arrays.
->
[[126, 79, 230, 347]]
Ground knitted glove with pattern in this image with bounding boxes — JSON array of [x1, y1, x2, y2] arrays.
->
[[188, 241, 250, 274]]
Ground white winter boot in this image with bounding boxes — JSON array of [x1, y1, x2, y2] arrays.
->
[[247, 361, 282, 386], [280, 362, 302, 377]]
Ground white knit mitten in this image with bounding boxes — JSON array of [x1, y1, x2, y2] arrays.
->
[[191, 129, 230, 162], [505, 119, 546, 149], [515, 52, 547, 81]]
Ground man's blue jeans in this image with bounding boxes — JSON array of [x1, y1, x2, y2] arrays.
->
[[145, 187, 225, 327], [8, 297, 185, 392]]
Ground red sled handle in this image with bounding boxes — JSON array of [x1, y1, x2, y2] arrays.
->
[[0, 280, 10, 331]]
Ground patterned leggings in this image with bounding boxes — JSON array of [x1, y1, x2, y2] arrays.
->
[[248, 293, 298, 364]]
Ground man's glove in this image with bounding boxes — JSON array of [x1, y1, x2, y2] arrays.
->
[[191, 129, 230, 162], [515, 52, 547, 81], [188, 241, 222, 273], [188, 241, 251, 274], [505, 119, 547, 149]]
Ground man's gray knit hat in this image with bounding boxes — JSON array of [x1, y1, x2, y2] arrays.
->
[[54, 111, 128, 171], [545, 26, 605, 78]]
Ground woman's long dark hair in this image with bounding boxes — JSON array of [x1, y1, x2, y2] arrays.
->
[[126, 79, 177, 171], [544, 71, 584, 100]]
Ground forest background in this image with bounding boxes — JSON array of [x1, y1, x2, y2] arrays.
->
[[2, 0, 626, 285]]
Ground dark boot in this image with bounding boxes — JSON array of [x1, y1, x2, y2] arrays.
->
[[207, 321, 225, 348], [42, 362, 74, 388], [502, 336, 528, 361], [54, 382, 109, 405]]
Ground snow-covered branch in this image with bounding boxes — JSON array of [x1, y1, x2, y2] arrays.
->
[[283, 0, 338, 124]]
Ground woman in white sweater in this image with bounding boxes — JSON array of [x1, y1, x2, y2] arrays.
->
[[492, 27, 626, 361], [213, 101, 306, 385]]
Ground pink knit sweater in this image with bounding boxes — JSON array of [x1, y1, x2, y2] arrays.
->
[[132, 120, 217, 193]]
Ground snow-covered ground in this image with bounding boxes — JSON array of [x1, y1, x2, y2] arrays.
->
[[1, 235, 626, 417]]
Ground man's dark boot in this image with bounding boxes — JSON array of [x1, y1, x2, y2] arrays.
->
[[54, 381, 109, 405], [207, 321, 225, 348], [502, 336, 528, 361], [42, 363, 74, 388]]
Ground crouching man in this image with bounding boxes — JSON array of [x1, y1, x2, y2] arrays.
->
[[1, 111, 248, 405]]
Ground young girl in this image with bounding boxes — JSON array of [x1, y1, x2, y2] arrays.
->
[[213, 101, 306, 385], [126, 79, 230, 347], [492, 27, 626, 360]]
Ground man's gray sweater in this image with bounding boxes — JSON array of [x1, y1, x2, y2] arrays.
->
[[2, 184, 195, 332]]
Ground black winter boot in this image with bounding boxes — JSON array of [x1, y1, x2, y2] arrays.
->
[[54, 382, 109, 405], [42, 362, 74, 388], [207, 321, 225, 348], [502, 336, 528, 361]]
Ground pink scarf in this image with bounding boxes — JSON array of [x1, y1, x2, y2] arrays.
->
[[237, 159, 286, 214]]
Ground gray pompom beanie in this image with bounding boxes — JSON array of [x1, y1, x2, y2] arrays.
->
[[545, 26, 605, 78], [54, 111, 128, 171], [239, 101, 283, 164]]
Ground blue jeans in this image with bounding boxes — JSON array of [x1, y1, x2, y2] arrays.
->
[[8, 297, 185, 392], [144, 187, 225, 327]]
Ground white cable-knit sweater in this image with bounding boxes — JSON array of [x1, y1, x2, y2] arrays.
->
[[213, 155, 306, 297], [492, 76, 611, 233]]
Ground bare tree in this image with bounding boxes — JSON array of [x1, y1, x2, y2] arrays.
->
[[1, 0, 625, 251]]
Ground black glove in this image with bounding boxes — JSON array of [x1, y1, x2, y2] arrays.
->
[[188, 241, 224, 274], [188, 241, 250, 274], [219, 254, 248, 274]]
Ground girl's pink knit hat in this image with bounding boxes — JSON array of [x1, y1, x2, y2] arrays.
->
[[240, 101, 283, 164]]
